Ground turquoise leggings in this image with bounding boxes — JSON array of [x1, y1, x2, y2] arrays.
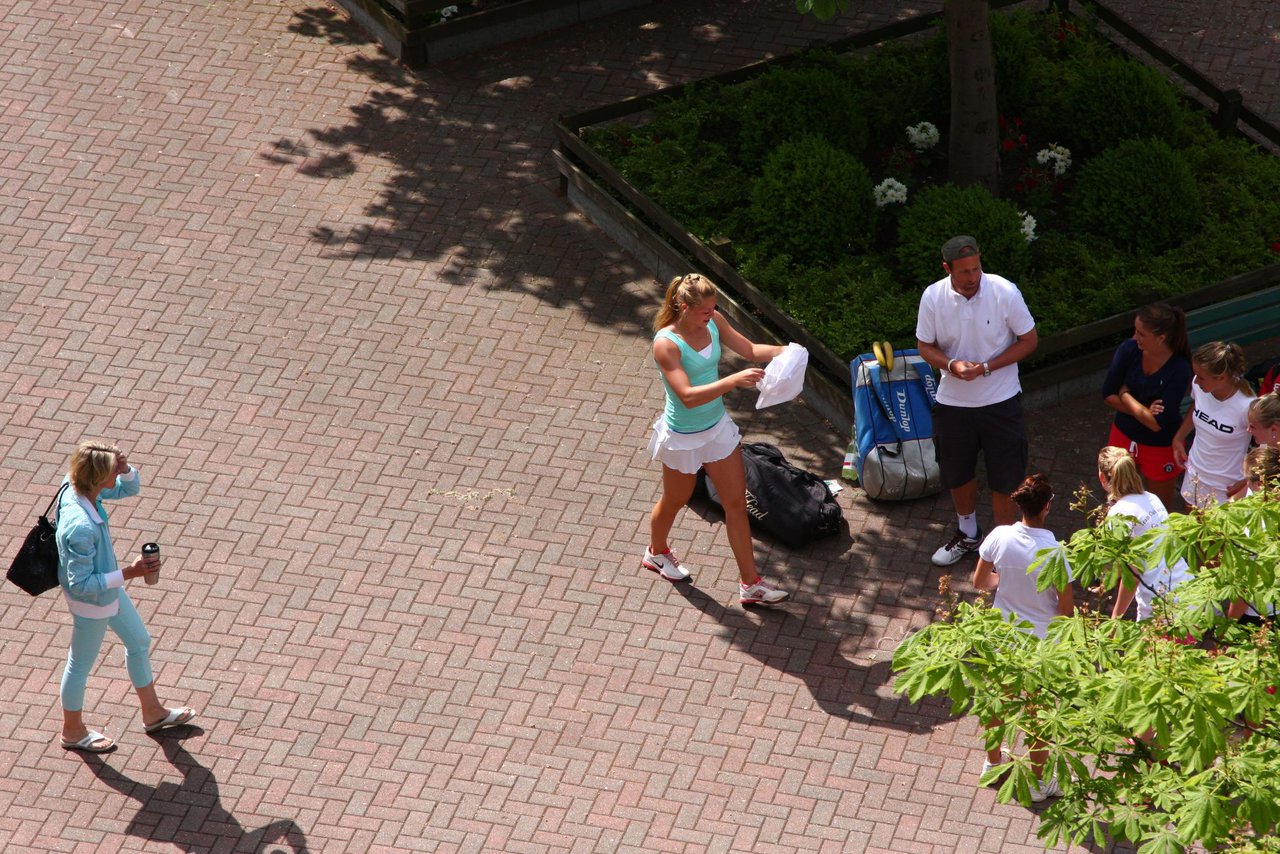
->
[[60, 591, 154, 712]]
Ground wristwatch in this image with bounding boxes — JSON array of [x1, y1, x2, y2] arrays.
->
[[982, 362, 991, 377]]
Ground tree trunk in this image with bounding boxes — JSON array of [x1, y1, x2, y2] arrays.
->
[[945, 0, 999, 192]]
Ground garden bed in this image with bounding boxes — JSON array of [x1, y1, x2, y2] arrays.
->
[[335, 0, 650, 65], [552, 0, 1280, 435]]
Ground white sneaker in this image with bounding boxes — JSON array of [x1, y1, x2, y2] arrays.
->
[[740, 578, 789, 606], [980, 752, 1009, 783], [1030, 775, 1061, 802], [931, 528, 982, 566], [642, 547, 691, 582]]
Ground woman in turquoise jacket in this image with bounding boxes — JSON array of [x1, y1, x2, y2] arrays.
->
[[55, 441, 195, 752]]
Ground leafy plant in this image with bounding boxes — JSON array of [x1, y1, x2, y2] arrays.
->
[[893, 489, 1280, 852]]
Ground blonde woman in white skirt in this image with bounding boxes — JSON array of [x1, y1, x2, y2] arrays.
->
[[644, 274, 790, 606]]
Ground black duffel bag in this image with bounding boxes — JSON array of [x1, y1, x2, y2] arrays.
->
[[700, 442, 843, 548]]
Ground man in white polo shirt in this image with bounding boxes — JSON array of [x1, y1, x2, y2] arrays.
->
[[916, 235, 1039, 566]]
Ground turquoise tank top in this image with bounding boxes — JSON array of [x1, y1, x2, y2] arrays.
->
[[655, 321, 725, 433]]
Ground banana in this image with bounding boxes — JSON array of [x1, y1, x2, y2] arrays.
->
[[871, 340, 886, 370], [881, 341, 894, 372]]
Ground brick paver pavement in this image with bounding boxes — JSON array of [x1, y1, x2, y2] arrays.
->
[[1, 0, 1276, 851]]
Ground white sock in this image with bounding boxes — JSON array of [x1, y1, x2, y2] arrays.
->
[[958, 512, 979, 538]]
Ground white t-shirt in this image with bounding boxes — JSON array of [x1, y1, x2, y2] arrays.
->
[[1107, 492, 1193, 620], [979, 522, 1069, 638], [1181, 385, 1253, 507], [916, 272, 1035, 408]]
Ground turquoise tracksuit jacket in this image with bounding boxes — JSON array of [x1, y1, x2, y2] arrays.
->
[[55, 468, 141, 608]]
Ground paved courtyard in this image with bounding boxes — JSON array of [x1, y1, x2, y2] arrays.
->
[[0, 0, 1276, 851]]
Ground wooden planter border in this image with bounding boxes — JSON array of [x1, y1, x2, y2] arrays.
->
[[335, 0, 650, 65], [553, 0, 1280, 432]]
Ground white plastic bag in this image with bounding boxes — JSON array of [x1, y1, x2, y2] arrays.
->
[[755, 343, 808, 409]]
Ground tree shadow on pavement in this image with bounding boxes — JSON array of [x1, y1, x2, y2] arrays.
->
[[77, 730, 310, 854], [671, 583, 953, 733]]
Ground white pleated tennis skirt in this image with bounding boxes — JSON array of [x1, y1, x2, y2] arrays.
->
[[648, 413, 741, 474]]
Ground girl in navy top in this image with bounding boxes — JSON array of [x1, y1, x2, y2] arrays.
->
[[1102, 303, 1192, 513]]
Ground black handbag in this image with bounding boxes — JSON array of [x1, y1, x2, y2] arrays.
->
[[6, 483, 70, 596]]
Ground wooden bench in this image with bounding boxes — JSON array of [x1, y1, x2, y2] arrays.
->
[[1187, 284, 1280, 348]]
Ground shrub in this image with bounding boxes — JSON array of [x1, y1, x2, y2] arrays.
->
[[747, 136, 876, 267], [644, 81, 747, 154], [612, 136, 750, 238], [1069, 138, 1202, 253], [1026, 233, 1149, 337], [1181, 134, 1280, 225], [846, 34, 949, 157], [737, 59, 868, 171], [986, 10, 1047, 120], [895, 184, 1031, 288], [780, 259, 920, 363], [1031, 53, 1186, 158]]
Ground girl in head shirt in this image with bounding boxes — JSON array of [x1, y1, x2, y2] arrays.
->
[[1172, 341, 1254, 507]]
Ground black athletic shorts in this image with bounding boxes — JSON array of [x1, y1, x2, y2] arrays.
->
[[932, 394, 1029, 493]]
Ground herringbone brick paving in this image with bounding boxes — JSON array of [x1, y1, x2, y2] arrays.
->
[[0, 0, 1275, 851]]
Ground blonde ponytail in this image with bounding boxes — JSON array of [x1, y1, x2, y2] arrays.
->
[[653, 273, 718, 332], [1098, 446, 1144, 500]]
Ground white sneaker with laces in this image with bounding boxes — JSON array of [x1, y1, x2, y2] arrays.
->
[[1030, 775, 1061, 802], [642, 547, 691, 582], [931, 528, 982, 566], [740, 578, 789, 606]]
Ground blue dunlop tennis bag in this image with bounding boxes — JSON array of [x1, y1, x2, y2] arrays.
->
[[850, 348, 941, 500]]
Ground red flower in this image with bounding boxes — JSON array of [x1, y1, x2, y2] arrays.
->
[[998, 115, 1008, 130], [1002, 139, 1016, 152], [1271, 240, 1280, 253], [1054, 30, 1066, 40], [1268, 686, 1277, 695], [1026, 178, 1038, 190], [1018, 133, 1028, 145], [1014, 182, 1025, 194], [1014, 117, 1024, 128]]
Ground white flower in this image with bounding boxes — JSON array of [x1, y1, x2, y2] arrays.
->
[[439, 4, 459, 19], [874, 178, 908, 208], [1020, 211, 1037, 244], [905, 122, 939, 152], [1035, 143, 1072, 176]]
